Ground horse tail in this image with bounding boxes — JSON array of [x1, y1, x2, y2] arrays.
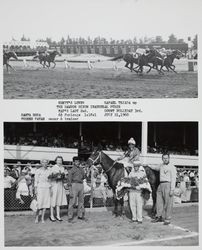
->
[[109, 55, 123, 61]]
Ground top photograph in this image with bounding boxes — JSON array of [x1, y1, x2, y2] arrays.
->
[[2, 0, 199, 99]]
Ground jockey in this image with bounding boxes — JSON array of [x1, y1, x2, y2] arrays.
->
[[132, 48, 146, 59], [116, 138, 141, 176]]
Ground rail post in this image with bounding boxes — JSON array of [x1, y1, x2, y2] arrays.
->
[[23, 58, 28, 68], [64, 59, 71, 69], [113, 61, 118, 71], [188, 60, 194, 72], [87, 60, 93, 70]]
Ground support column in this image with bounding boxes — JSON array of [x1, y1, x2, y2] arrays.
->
[[33, 123, 37, 133], [183, 124, 186, 146], [79, 122, 83, 144], [153, 123, 157, 147], [141, 122, 148, 164], [118, 123, 121, 141]]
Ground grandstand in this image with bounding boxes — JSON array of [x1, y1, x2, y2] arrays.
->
[[3, 39, 189, 57], [4, 122, 198, 167], [3, 40, 49, 56]]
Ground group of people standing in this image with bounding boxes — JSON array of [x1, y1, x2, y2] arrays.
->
[[34, 156, 85, 223], [5, 137, 180, 226], [115, 137, 177, 225]]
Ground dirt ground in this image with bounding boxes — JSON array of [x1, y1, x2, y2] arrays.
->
[[3, 59, 197, 99], [4, 204, 198, 246]]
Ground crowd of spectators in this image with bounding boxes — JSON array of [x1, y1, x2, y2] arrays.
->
[[4, 135, 198, 157], [173, 168, 199, 204], [4, 135, 79, 148], [4, 161, 114, 210], [147, 145, 198, 156]]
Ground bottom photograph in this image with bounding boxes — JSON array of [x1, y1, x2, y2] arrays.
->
[[4, 121, 199, 246]]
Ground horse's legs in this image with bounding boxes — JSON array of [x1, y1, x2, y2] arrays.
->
[[125, 62, 131, 71], [115, 198, 124, 217], [151, 185, 157, 217], [170, 65, 175, 70], [169, 65, 177, 73], [52, 62, 56, 69], [113, 197, 118, 216], [130, 62, 133, 72], [138, 65, 143, 74], [6, 63, 15, 72], [146, 65, 152, 73]]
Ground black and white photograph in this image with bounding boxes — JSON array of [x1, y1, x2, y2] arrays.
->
[[2, 0, 199, 99], [1, 0, 201, 249], [4, 121, 199, 246]]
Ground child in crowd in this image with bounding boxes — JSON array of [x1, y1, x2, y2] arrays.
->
[[173, 182, 183, 204]]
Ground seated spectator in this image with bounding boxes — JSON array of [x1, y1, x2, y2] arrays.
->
[[189, 171, 195, 186], [184, 181, 192, 202], [195, 175, 199, 189], [179, 176, 187, 202], [105, 184, 114, 198], [4, 168, 16, 189], [93, 177, 107, 206], [16, 168, 30, 204], [173, 182, 183, 204]]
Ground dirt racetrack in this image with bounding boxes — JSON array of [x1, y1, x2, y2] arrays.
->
[[4, 204, 198, 246], [3, 58, 197, 99]]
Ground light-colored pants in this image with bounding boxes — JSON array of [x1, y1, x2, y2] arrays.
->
[[68, 183, 84, 219], [129, 190, 143, 222], [156, 182, 173, 221]]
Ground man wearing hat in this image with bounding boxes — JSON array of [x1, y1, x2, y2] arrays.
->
[[116, 138, 141, 176], [128, 162, 148, 224], [68, 156, 85, 222]]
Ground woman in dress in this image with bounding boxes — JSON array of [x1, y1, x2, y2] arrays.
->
[[34, 159, 51, 223], [50, 156, 67, 222]]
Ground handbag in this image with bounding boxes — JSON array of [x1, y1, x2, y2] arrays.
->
[[30, 198, 38, 212]]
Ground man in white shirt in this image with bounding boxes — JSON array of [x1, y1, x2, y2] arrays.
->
[[128, 163, 149, 224], [152, 153, 176, 225]]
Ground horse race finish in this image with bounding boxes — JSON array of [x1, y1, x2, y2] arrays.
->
[[110, 49, 183, 74]]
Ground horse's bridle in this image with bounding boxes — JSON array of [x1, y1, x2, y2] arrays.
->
[[88, 151, 116, 173], [88, 151, 101, 165]]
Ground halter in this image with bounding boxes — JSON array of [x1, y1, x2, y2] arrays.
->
[[88, 151, 116, 173], [88, 151, 102, 165]]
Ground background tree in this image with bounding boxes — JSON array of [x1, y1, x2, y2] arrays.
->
[[154, 35, 164, 43], [168, 34, 178, 43]]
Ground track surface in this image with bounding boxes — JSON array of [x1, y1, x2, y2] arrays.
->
[[3, 59, 197, 99], [4, 204, 198, 246]]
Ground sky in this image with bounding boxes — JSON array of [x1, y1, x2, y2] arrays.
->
[[1, 0, 201, 42]]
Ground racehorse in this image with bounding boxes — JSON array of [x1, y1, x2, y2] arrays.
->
[[3, 51, 18, 72], [153, 50, 183, 73], [87, 150, 159, 217], [33, 50, 61, 68], [110, 50, 162, 74]]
